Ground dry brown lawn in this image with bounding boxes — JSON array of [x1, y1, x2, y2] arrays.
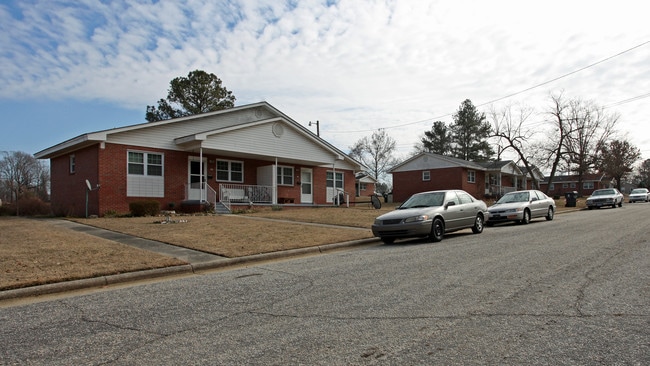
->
[[1, 199, 580, 291], [0, 217, 185, 291]]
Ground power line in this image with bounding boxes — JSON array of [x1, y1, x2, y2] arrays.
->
[[329, 40, 650, 134]]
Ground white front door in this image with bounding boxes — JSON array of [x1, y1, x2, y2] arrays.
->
[[300, 168, 313, 203], [326, 171, 344, 203], [188, 158, 207, 201]]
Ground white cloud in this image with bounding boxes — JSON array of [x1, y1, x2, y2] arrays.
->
[[1, 0, 649, 158]]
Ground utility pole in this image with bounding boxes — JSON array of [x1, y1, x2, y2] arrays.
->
[[309, 120, 320, 137]]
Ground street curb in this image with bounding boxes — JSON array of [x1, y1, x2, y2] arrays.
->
[[0, 238, 380, 302]]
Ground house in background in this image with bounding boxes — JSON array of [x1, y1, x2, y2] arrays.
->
[[540, 173, 612, 197], [35, 102, 366, 216], [390, 152, 544, 202]]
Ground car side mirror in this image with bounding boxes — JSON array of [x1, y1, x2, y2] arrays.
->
[[531, 197, 538, 202], [445, 201, 456, 208]]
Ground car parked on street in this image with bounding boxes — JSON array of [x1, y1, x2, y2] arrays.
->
[[371, 189, 488, 244], [628, 188, 650, 203], [585, 188, 624, 209], [486, 190, 556, 226]]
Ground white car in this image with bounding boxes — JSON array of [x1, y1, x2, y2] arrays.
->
[[486, 190, 556, 226], [586, 188, 624, 209], [628, 188, 650, 203]]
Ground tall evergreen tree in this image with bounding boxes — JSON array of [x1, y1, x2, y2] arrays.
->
[[450, 99, 494, 161], [421, 121, 452, 155], [146, 70, 236, 122]]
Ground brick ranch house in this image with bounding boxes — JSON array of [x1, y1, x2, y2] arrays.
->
[[540, 173, 613, 197], [35, 102, 373, 217], [390, 152, 545, 202]]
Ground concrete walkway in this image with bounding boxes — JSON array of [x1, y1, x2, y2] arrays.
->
[[0, 218, 379, 302], [49, 220, 227, 264]]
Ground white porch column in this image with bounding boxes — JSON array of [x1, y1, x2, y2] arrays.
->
[[273, 158, 278, 204], [199, 147, 204, 203]]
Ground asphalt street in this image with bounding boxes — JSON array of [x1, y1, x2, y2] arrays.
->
[[1, 204, 648, 365]]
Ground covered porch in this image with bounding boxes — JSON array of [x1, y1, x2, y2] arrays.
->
[[174, 118, 362, 213]]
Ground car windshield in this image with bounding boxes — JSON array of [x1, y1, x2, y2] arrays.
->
[[593, 189, 614, 196], [399, 192, 445, 209], [631, 188, 647, 194], [496, 192, 529, 204]]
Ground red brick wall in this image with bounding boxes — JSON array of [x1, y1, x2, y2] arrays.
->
[[50, 145, 99, 217], [50, 143, 360, 216], [392, 167, 485, 202]]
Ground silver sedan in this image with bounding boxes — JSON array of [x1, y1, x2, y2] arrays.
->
[[586, 188, 624, 209], [628, 188, 650, 203], [486, 190, 556, 226], [371, 189, 488, 244]]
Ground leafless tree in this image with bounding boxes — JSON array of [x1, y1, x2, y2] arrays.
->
[[537, 93, 618, 195], [489, 103, 540, 188], [563, 99, 618, 192], [349, 129, 399, 184], [0, 151, 49, 215], [598, 139, 641, 191]]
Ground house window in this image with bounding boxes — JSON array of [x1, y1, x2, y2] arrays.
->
[[128, 151, 163, 176], [216, 160, 243, 182], [277, 166, 294, 185], [326, 171, 344, 189], [467, 170, 476, 183], [359, 183, 367, 191], [583, 182, 594, 189], [562, 183, 568, 188], [69, 154, 76, 174], [422, 171, 430, 181], [126, 151, 164, 197], [549, 183, 555, 191], [570, 183, 576, 188]]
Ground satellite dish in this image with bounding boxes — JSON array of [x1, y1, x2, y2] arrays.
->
[[86, 179, 92, 190], [371, 195, 382, 209]]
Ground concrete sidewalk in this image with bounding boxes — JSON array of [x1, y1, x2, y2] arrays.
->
[[0, 219, 379, 302]]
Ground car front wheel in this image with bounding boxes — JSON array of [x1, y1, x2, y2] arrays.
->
[[471, 214, 484, 234], [519, 209, 531, 225], [429, 217, 444, 242], [381, 237, 395, 244], [545, 207, 554, 221]]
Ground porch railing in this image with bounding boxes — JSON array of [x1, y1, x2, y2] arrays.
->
[[183, 183, 217, 210], [487, 185, 517, 197], [219, 184, 273, 211]]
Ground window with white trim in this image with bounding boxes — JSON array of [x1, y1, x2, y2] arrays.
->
[[126, 151, 164, 197], [583, 182, 594, 189], [69, 154, 76, 174], [216, 160, 243, 182], [422, 171, 430, 181], [128, 151, 163, 176], [549, 183, 555, 191], [467, 170, 476, 183], [277, 166, 294, 185], [326, 171, 344, 189]]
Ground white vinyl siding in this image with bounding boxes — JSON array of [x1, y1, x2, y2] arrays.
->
[[127, 151, 164, 197]]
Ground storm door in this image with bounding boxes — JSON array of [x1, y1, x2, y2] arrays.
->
[[188, 158, 207, 201]]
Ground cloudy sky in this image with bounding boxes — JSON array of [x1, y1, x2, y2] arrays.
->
[[1, 0, 649, 166]]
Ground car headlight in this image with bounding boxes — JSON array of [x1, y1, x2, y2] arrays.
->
[[404, 215, 430, 223], [504, 208, 522, 213], [374, 219, 382, 225]]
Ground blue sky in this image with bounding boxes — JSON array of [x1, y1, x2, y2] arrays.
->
[[1, 0, 649, 165]]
